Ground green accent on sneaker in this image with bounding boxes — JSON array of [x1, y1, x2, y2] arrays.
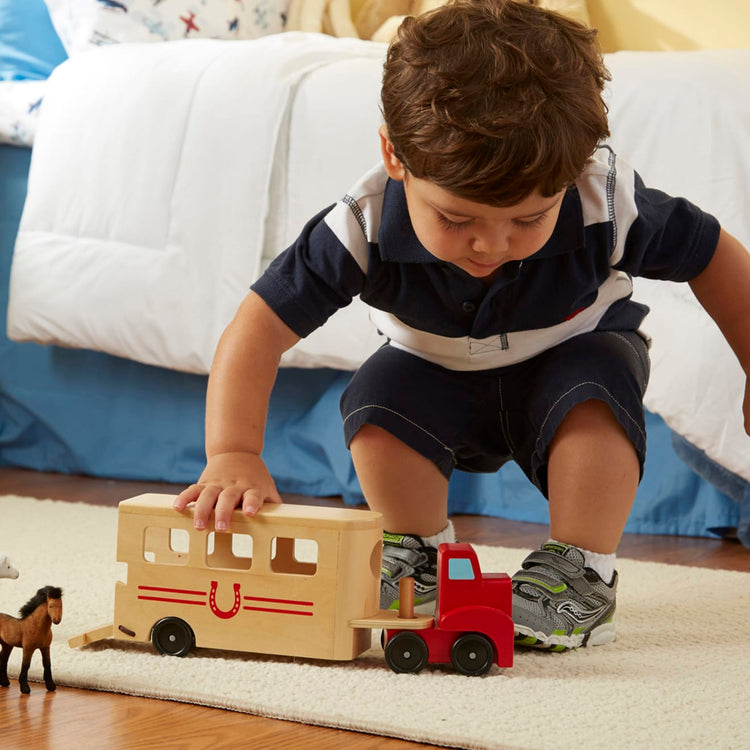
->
[[541, 542, 569, 555], [383, 532, 407, 545], [513, 574, 567, 594], [387, 595, 432, 611], [515, 636, 539, 646]]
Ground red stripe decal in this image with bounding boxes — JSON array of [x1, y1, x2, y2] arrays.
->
[[243, 606, 313, 616], [138, 585, 207, 596], [243, 596, 313, 607], [138, 596, 206, 606]]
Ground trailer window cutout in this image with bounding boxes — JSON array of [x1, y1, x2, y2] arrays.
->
[[143, 527, 189, 566], [271, 536, 318, 576], [206, 532, 253, 571]]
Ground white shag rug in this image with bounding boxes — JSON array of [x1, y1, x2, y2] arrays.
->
[[1, 495, 748, 750]]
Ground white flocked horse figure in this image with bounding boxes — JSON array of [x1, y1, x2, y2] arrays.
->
[[0, 555, 19, 580]]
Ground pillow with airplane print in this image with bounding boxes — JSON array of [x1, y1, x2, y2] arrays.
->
[[0, 79, 47, 146], [43, 0, 289, 56]]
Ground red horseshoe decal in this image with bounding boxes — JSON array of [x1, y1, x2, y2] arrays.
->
[[209, 580, 241, 619]]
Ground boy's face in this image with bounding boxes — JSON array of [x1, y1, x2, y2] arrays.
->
[[380, 127, 565, 280]]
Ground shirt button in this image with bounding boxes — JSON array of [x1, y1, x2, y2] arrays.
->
[[462, 301, 476, 313]]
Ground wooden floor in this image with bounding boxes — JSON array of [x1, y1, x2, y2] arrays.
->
[[1, 467, 747, 749]]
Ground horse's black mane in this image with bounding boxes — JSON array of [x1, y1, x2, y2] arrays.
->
[[19, 586, 63, 619]]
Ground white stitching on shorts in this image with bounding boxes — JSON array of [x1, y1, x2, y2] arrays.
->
[[534, 381, 646, 457], [497, 379, 517, 453], [343, 404, 456, 463], [607, 331, 648, 390]]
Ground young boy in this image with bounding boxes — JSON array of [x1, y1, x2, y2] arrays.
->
[[175, 0, 750, 649]]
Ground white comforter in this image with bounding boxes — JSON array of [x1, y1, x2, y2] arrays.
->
[[8, 35, 750, 481]]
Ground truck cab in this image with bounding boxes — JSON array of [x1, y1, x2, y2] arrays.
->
[[383, 543, 514, 675], [436, 543, 512, 624]]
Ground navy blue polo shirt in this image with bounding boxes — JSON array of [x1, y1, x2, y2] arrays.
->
[[252, 147, 720, 371]]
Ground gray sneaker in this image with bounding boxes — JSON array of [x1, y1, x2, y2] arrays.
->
[[380, 532, 438, 611], [512, 542, 617, 650]]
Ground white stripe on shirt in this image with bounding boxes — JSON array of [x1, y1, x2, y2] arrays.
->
[[369, 270, 634, 371]]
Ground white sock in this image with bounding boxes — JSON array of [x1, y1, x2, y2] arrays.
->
[[581, 549, 616, 584], [548, 538, 616, 584], [422, 521, 456, 548]]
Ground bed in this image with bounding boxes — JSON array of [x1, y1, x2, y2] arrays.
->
[[1, 0, 748, 545]]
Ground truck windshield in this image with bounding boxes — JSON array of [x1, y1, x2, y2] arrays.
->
[[448, 558, 475, 580]]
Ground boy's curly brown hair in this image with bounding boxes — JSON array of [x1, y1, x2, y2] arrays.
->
[[380, 0, 611, 205]]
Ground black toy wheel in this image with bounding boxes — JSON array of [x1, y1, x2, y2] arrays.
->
[[151, 617, 195, 657], [384, 632, 429, 674], [450, 633, 495, 676]]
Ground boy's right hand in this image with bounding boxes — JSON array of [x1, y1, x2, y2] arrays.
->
[[173, 451, 282, 532]]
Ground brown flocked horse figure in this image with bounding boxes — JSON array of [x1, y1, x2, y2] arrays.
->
[[0, 586, 63, 694]]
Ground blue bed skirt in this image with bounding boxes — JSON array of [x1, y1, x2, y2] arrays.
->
[[0, 144, 743, 540]]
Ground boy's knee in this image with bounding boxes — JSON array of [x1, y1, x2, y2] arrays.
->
[[552, 398, 635, 446], [350, 422, 388, 449], [350, 423, 448, 475], [350, 423, 412, 457], [559, 398, 621, 427]]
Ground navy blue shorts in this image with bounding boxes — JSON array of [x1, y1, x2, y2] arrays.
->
[[340, 330, 650, 498]]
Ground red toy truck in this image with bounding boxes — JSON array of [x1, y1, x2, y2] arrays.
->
[[379, 543, 514, 675]]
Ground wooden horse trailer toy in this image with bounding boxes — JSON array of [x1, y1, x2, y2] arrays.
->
[[69, 494, 514, 675]]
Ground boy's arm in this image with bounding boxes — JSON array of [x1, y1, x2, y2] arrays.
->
[[688, 228, 750, 434], [174, 290, 301, 530]]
